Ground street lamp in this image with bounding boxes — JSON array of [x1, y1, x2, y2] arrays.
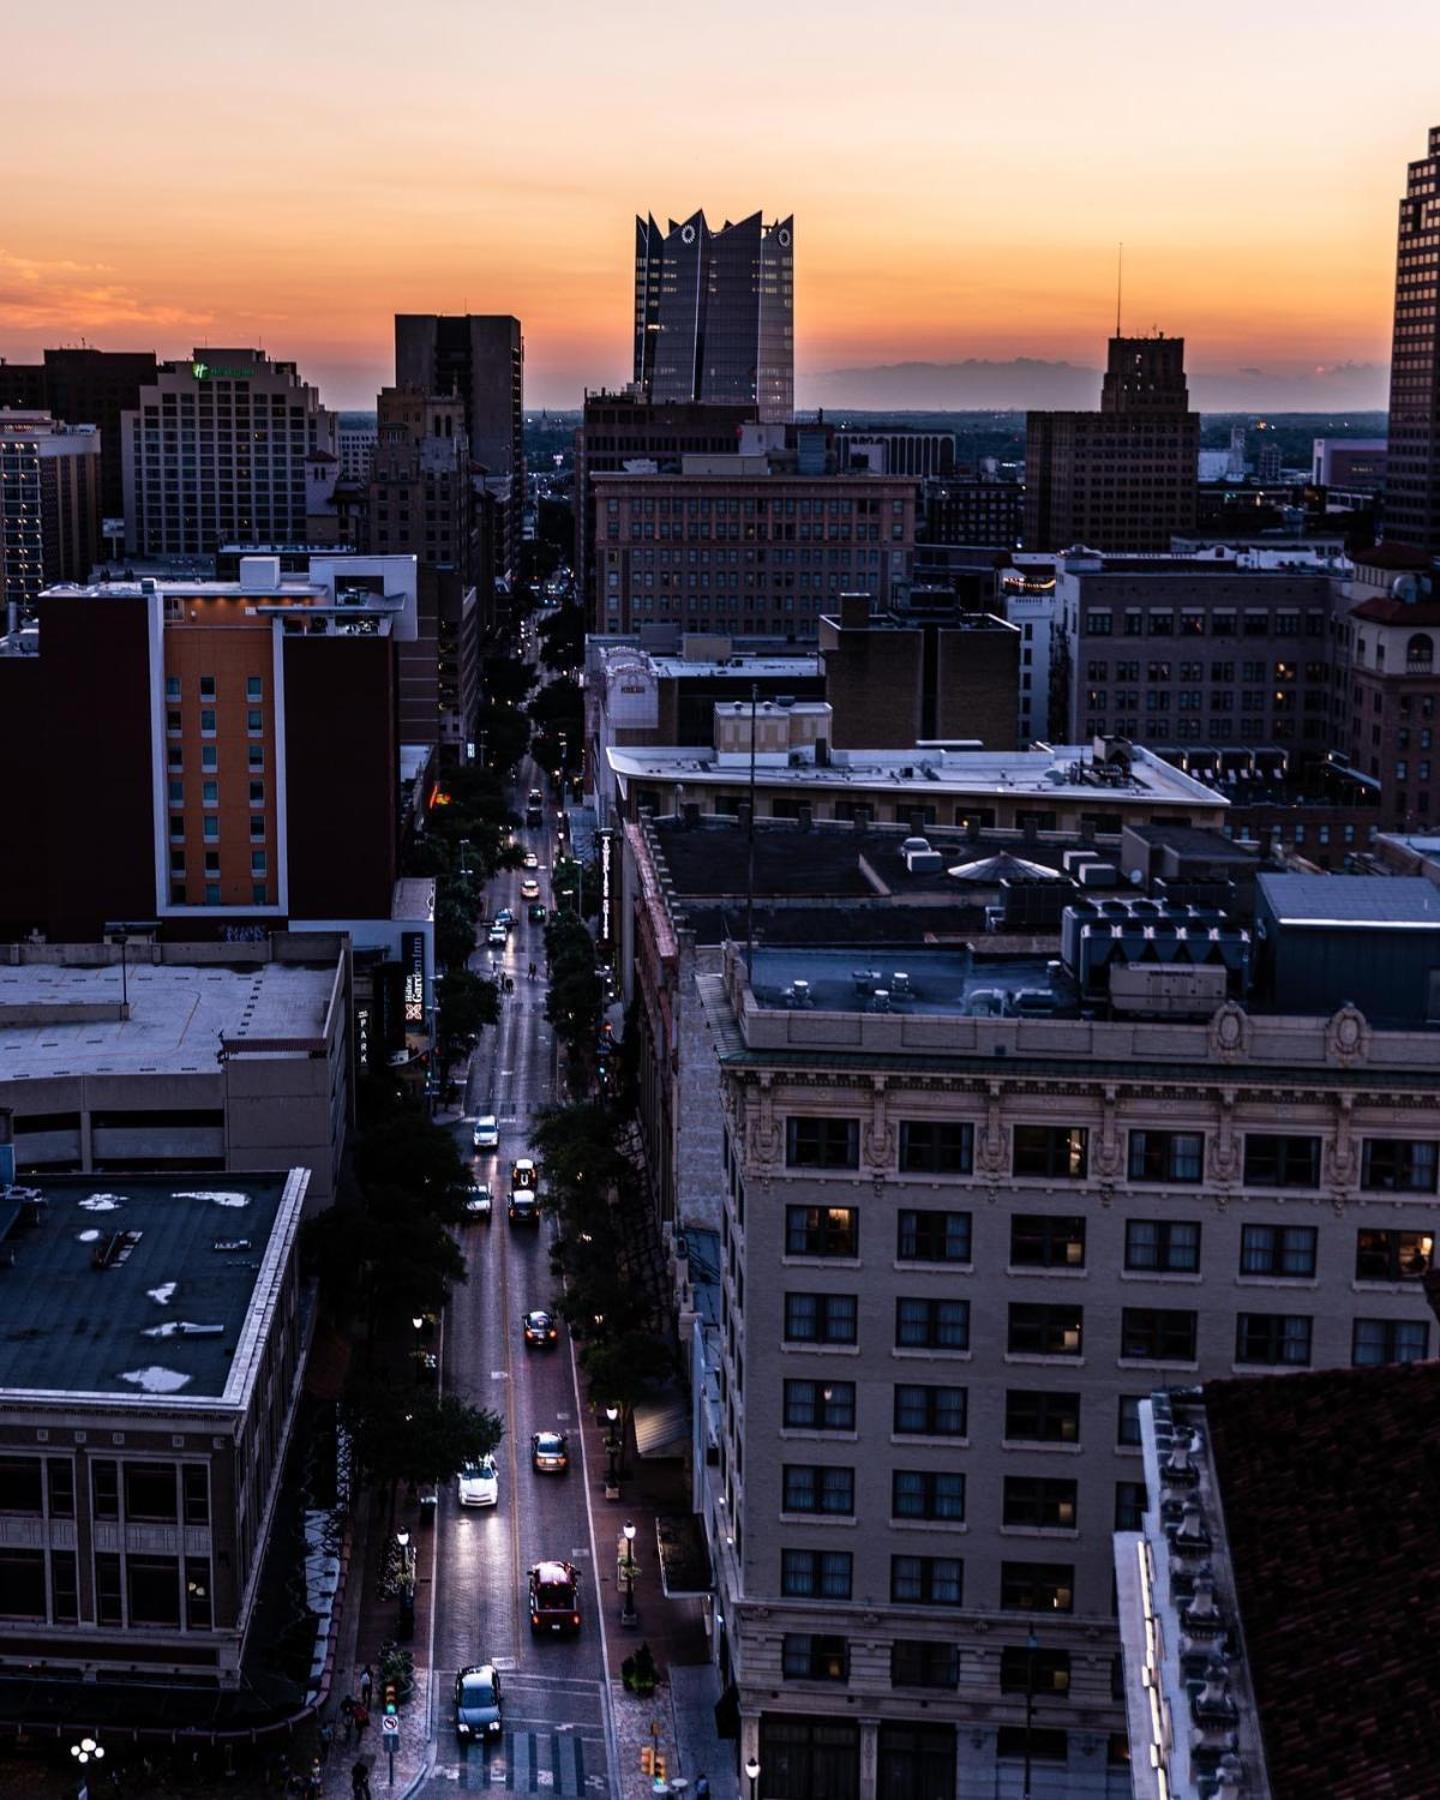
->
[[745, 1754, 760, 1800], [70, 1737, 105, 1766], [620, 1520, 638, 1627], [396, 1529, 416, 1641], [604, 1405, 620, 1498], [1022, 1629, 1039, 1800]]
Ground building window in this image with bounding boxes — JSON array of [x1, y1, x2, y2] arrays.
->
[[1121, 1308, 1197, 1362], [186, 1557, 213, 1631], [782, 1634, 848, 1681], [781, 1548, 852, 1599], [166, 709, 182, 737], [182, 1465, 210, 1526], [1004, 1391, 1079, 1444], [1008, 1303, 1083, 1357], [127, 1555, 181, 1627], [1013, 1127, 1088, 1179], [896, 1298, 970, 1350], [1239, 1224, 1317, 1278], [893, 1384, 967, 1437], [202, 780, 219, 807], [892, 1470, 966, 1522], [249, 780, 265, 806], [0, 1458, 42, 1515], [1355, 1228, 1434, 1281], [897, 1209, 972, 1262], [784, 1292, 857, 1345], [783, 1380, 855, 1431], [48, 1461, 75, 1519], [785, 1206, 857, 1257], [1000, 1562, 1074, 1613], [891, 1555, 963, 1607], [1117, 1395, 1144, 1446], [199, 675, 216, 699], [251, 851, 267, 876], [1000, 1646, 1070, 1695], [0, 1550, 46, 1619], [247, 709, 263, 736], [1010, 1215, 1085, 1268], [1362, 1140, 1439, 1193], [1003, 1476, 1076, 1530], [199, 708, 216, 736], [246, 675, 263, 700], [51, 1549, 79, 1624], [201, 745, 218, 771], [1115, 1481, 1148, 1530], [125, 1463, 178, 1522], [1353, 1318, 1430, 1366], [783, 1465, 855, 1515], [786, 1117, 860, 1170], [249, 745, 264, 771], [1235, 1313, 1312, 1366], [1127, 1130, 1204, 1182], [165, 676, 181, 700], [92, 1461, 119, 1521], [94, 1551, 123, 1626], [898, 1120, 973, 1174], [890, 1640, 959, 1689], [252, 884, 269, 906], [1124, 1219, 1201, 1273], [1244, 1134, 1321, 1188]]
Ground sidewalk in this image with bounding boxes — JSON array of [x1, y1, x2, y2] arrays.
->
[[584, 1408, 738, 1800]]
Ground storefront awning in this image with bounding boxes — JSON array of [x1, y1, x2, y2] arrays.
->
[[633, 1391, 691, 1459]]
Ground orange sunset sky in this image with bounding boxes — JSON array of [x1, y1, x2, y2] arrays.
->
[[4, 0, 1439, 410]]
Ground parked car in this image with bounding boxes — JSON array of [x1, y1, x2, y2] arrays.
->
[[464, 1184, 492, 1221], [528, 1560, 581, 1635], [454, 1663, 503, 1739], [522, 1309, 558, 1348], [530, 1430, 569, 1474], [473, 1115, 500, 1151], [457, 1456, 499, 1509]]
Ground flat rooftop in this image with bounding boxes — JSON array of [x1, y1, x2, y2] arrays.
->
[[1258, 872, 1440, 928], [0, 1173, 300, 1402], [646, 653, 821, 680], [0, 960, 335, 1078], [749, 945, 1068, 1018], [609, 741, 1225, 807]]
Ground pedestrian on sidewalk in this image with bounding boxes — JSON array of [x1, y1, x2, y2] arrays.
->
[[350, 1760, 371, 1800], [318, 1721, 335, 1764], [695, 1778, 710, 1799], [353, 1700, 370, 1744], [339, 1694, 355, 1739], [359, 1664, 373, 1709]]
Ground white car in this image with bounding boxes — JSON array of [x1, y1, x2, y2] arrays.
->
[[458, 1456, 499, 1508], [464, 1184, 492, 1221], [473, 1115, 500, 1152], [520, 878, 541, 901]]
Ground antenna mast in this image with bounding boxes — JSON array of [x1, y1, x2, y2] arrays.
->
[[1115, 242, 1124, 337]]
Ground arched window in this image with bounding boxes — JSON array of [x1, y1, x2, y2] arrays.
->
[[1408, 633, 1434, 670]]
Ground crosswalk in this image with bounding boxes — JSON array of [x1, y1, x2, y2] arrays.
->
[[449, 1724, 608, 1792]]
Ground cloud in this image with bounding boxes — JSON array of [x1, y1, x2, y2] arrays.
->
[[0, 249, 213, 332]]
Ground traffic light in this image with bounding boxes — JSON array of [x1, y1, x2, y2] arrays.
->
[[640, 1747, 653, 1776], [654, 1753, 668, 1782]]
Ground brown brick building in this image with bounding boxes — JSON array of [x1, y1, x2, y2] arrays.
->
[[1025, 335, 1199, 552]]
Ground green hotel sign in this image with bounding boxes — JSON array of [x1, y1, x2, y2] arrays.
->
[[190, 361, 258, 382]]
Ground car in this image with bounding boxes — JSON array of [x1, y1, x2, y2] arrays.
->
[[531, 1430, 569, 1474], [522, 851, 539, 870], [522, 1309, 558, 1348], [511, 1157, 537, 1190], [454, 1663, 503, 1740], [472, 1115, 499, 1152], [508, 1188, 538, 1224], [520, 878, 541, 901], [457, 1456, 499, 1509], [528, 902, 548, 924], [464, 1184, 492, 1221], [495, 908, 516, 931], [487, 925, 507, 949], [528, 1560, 581, 1635]]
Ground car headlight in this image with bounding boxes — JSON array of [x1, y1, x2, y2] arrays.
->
[[457, 1722, 471, 1735], [486, 1720, 502, 1734]]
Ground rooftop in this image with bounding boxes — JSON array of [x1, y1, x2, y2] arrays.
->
[[1257, 871, 1440, 928], [0, 958, 337, 1078], [1204, 1361, 1440, 1799], [608, 740, 1226, 808], [747, 944, 1070, 1019], [0, 1172, 303, 1404]]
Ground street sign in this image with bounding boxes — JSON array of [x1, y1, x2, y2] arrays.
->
[[381, 1714, 399, 1739]]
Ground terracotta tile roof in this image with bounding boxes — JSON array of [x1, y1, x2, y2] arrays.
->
[[1204, 1360, 1440, 1799], [1349, 595, 1440, 626]]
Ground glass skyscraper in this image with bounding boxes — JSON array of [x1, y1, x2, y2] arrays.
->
[[1384, 126, 1440, 555], [633, 210, 793, 422]]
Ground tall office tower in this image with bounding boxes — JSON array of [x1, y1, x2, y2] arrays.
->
[[1024, 335, 1199, 552], [393, 314, 524, 585], [633, 211, 794, 422], [0, 347, 158, 521], [1383, 125, 1440, 556], [121, 351, 336, 557], [0, 412, 101, 620]]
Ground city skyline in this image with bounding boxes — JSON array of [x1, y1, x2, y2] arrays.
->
[[5, 0, 1440, 410]]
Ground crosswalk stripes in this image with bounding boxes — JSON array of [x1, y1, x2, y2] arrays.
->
[[458, 1727, 606, 1794]]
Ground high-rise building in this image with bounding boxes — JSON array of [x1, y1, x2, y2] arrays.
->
[[393, 314, 524, 586], [0, 555, 415, 938], [1383, 124, 1440, 556], [0, 347, 158, 520], [1025, 336, 1200, 552], [634, 211, 794, 422], [121, 351, 336, 557], [0, 411, 101, 620]]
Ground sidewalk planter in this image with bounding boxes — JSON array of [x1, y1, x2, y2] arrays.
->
[[622, 1642, 660, 1696]]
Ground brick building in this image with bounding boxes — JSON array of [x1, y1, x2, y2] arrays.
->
[[0, 411, 101, 620]]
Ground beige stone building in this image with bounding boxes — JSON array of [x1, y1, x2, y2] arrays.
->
[[696, 933, 1440, 1799]]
